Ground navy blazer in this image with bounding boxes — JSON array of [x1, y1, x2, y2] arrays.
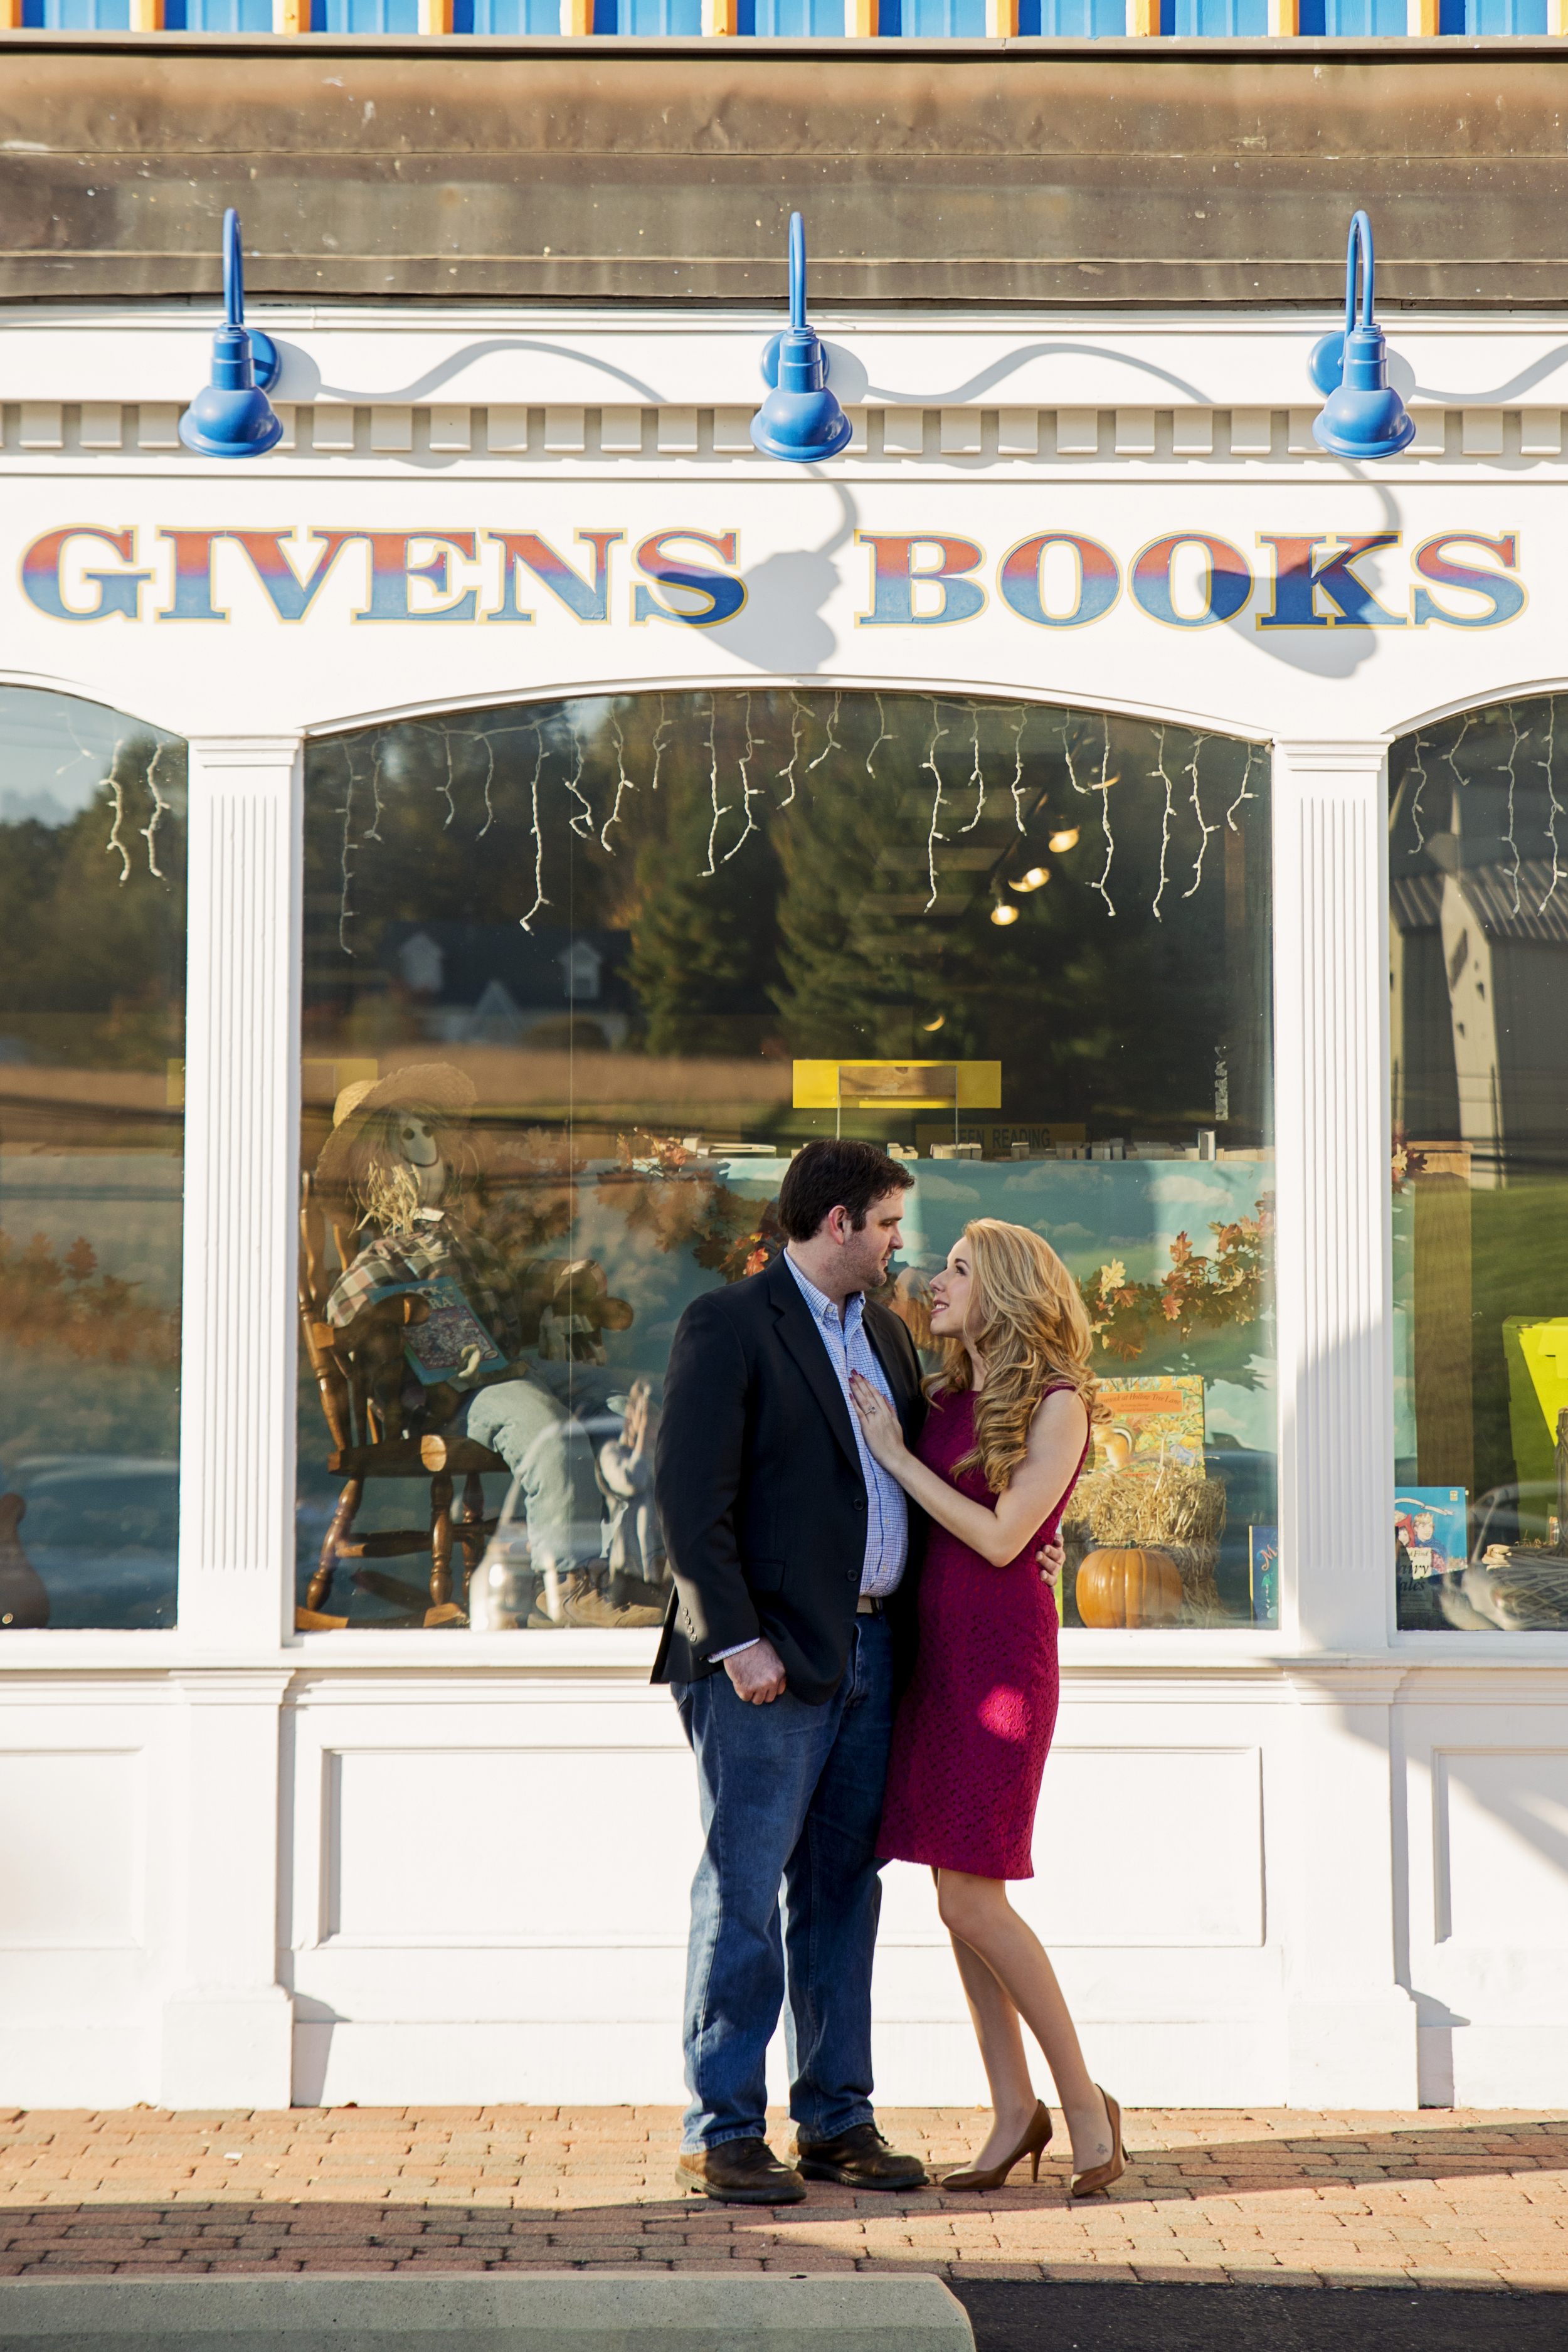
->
[[650, 1249, 927, 1705]]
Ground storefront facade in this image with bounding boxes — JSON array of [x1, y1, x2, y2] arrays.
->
[[3, 34, 1567, 2116]]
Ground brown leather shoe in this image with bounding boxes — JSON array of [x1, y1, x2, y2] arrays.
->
[[790, 2122, 928, 2190], [674, 2137, 806, 2205]]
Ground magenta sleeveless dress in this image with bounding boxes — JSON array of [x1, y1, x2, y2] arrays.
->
[[877, 1384, 1090, 1882]]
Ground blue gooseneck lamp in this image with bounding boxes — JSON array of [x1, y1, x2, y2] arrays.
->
[[1308, 210, 1415, 462], [750, 213, 853, 464], [179, 209, 285, 460]]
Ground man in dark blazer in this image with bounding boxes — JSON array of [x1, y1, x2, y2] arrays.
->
[[652, 1138, 929, 2203]]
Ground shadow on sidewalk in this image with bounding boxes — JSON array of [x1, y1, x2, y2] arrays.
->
[[1, 2116, 1564, 2285]]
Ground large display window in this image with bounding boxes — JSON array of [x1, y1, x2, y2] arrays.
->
[[295, 690, 1275, 1634], [0, 690, 186, 1632], [1390, 697, 1568, 1631]]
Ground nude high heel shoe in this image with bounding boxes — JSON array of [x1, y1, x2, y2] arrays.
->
[[1070, 2085, 1125, 2198], [941, 2099, 1052, 2191]]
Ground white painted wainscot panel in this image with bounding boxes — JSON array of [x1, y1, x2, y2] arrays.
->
[[1403, 1678, 1568, 2109]]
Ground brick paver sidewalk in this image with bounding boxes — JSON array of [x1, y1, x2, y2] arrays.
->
[[3, 2106, 1565, 2292]]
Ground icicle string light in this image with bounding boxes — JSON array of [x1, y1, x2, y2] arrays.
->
[[1540, 697, 1564, 915], [650, 697, 672, 793], [702, 692, 732, 877], [1009, 706, 1028, 833], [1093, 713, 1116, 918], [1444, 713, 1473, 806], [1404, 738, 1429, 856], [1505, 703, 1523, 915], [139, 740, 174, 881], [317, 690, 1293, 958], [867, 693, 891, 778], [564, 717, 595, 842], [1224, 742, 1258, 836], [519, 721, 549, 933], [922, 698, 950, 914], [1182, 733, 1217, 902], [723, 691, 761, 865], [777, 693, 808, 809], [337, 741, 359, 953], [1151, 725, 1174, 921], [600, 706, 634, 853], [807, 689, 842, 773], [959, 703, 987, 834], [103, 743, 131, 886], [475, 731, 497, 840], [365, 736, 387, 844]]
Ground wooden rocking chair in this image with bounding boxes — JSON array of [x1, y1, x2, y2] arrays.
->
[[297, 1171, 507, 1629]]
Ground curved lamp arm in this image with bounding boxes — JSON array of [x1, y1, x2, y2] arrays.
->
[[1343, 209, 1376, 337], [223, 206, 245, 332], [788, 211, 807, 334]]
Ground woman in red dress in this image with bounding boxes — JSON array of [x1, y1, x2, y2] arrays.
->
[[849, 1217, 1124, 2199]]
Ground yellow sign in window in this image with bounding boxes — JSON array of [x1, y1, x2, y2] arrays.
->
[[792, 1059, 1003, 1111]]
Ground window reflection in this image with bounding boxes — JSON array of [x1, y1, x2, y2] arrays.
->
[[0, 690, 185, 1631], [1391, 699, 1568, 1631], [297, 692, 1275, 1632]]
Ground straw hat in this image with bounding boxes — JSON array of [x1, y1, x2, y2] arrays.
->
[[315, 1062, 476, 1192]]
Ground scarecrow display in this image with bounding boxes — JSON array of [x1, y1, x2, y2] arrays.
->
[[314, 1064, 662, 1629]]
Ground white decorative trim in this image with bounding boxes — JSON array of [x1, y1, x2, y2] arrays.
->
[[1055, 406, 1099, 455], [7, 399, 1568, 466], [19, 401, 63, 451]]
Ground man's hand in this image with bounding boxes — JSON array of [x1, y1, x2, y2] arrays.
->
[[724, 1636, 787, 1705], [1037, 1532, 1067, 1594]]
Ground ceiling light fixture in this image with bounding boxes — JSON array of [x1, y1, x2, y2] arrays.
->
[[1047, 827, 1080, 853], [1007, 866, 1051, 893], [989, 903, 1020, 928]]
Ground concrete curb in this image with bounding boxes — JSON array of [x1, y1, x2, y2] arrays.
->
[[0, 2273, 975, 2351]]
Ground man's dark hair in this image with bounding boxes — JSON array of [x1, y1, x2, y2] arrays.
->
[[776, 1138, 914, 1243]]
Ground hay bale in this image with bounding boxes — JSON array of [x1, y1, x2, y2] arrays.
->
[[1063, 1465, 1227, 1621]]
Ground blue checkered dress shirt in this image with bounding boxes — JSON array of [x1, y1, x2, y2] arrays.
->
[[781, 1250, 909, 1599]]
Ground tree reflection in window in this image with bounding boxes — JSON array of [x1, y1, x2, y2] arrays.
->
[[0, 690, 186, 1632]]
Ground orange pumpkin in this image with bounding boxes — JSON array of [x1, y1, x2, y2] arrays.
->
[[1075, 1546, 1184, 1628]]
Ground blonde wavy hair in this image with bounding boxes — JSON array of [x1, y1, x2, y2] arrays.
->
[[926, 1218, 1099, 1493]]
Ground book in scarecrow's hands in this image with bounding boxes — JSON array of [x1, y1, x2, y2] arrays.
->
[[385, 1278, 508, 1387]]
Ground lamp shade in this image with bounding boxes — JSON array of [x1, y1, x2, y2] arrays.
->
[[1310, 211, 1415, 463], [751, 214, 853, 465], [179, 210, 285, 460]]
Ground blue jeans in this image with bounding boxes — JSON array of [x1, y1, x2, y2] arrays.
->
[[673, 1612, 894, 2153], [457, 1379, 605, 1572]]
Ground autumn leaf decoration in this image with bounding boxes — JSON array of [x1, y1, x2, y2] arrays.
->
[[1080, 1195, 1273, 1364], [598, 1133, 788, 1283], [0, 1231, 179, 1365]]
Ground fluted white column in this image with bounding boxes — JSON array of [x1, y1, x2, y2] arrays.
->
[[1271, 739, 1395, 1656], [1271, 739, 1416, 2106], [177, 736, 304, 1651], [163, 736, 302, 2106]]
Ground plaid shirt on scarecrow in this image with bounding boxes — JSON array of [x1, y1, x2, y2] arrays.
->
[[326, 1210, 524, 1388]]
